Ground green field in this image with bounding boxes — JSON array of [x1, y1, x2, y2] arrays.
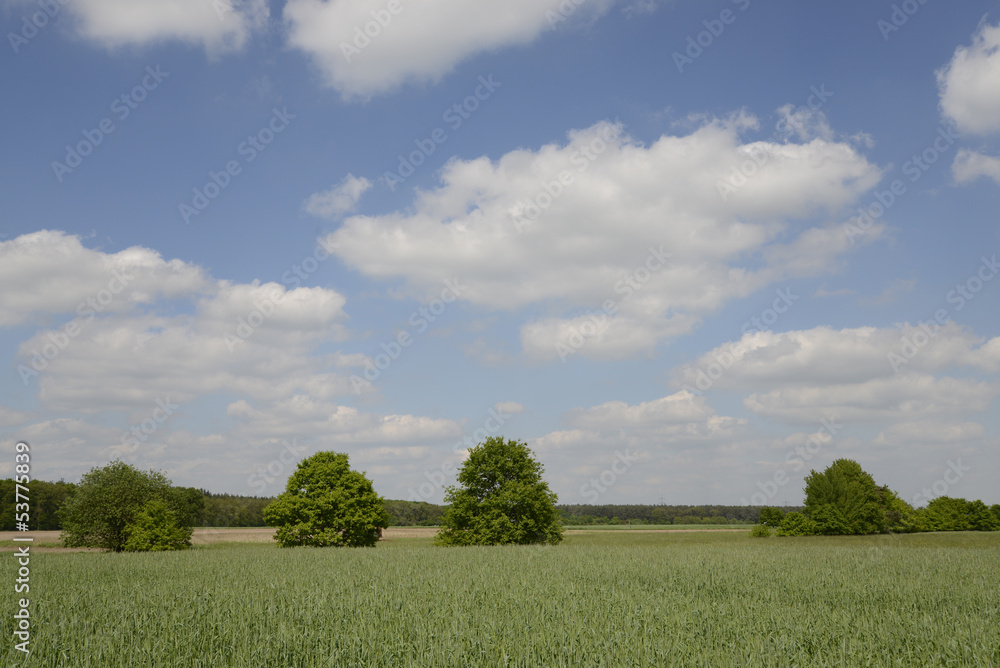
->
[[3, 531, 998, 666]]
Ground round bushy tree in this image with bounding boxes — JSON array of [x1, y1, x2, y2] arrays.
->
[[435, 436, 563, 546], [60, 460, 184, 552], [803, 459, 887, 535], [263, 452, 389, 548]]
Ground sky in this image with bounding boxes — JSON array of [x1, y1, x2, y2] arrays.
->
[[1, 0, 999, 507]]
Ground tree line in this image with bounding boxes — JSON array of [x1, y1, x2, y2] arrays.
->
[[751, 459, 1000, 536], [3, 480, 796, 530]]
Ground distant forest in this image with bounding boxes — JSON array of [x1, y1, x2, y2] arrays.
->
[[1, 479, 786, 530]]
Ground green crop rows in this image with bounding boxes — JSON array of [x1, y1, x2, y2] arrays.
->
[[3, 532, 998, 667]]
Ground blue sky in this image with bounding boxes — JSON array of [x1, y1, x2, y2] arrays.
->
[[2, 0, 999, 506]]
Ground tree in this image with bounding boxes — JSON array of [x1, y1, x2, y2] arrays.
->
[[123, 499, 192, 551], [263, 452, 389, 548], [436, 436, 563, 546], [877, 485, 917, 533], [803, 459, 888, 535], [918, 496, 971, 531], [758, 506, 785, 527], [59, 461, 192, 552], [776, 511, 818, 536]]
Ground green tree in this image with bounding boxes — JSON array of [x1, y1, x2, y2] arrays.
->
[[878, 485, 917, 533], [263, 452, 389, 548], [967, 499, 1000, 531], [59, 461, 182, 552], [436, 436, 563, 546], [758, 506, 785, 527], [919, 496, 971, 531], [776, 511, 818, 536], [803, 459, 888, 535], [123, 499, 192, 551]]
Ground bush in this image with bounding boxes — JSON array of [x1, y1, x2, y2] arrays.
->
[[749, 524, 771, 537], [758, 507, 785, 527], [59, 461, 190, 552], [776, 512, 818, 537], [436, 437, 562, 546], [263, 452, 389, 548], [123, 499, 192, 552]]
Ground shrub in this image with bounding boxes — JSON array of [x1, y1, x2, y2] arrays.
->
[[776, 512, 818, 537], [123, 499, 192, 552], [749, 524, 771, 537]]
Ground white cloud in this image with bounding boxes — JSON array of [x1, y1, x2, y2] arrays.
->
[[5, 231, 350, 413], [671, 324, 1000, 424], [284, 0, 614, 98], [0, 230, 210, 327], [494, 401, 524, 415], [303, 174, 372, 219], [64, 0, 268, 52], [775, 103, 834, 142], [529, 391, 748, 503], [873, 420, 986, 446], [325, 117, 882, 360], [938, 21, 1000, 135], [953, 148, 1000, 185]]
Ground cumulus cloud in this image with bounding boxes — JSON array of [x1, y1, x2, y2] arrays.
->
[[528, 391, 748, 503], [324, 117, 881, 359], [938, 20, 1000, 135], [0, 230, 478, 495], [873, 420, 986, 446], [284, 0, 614, 98], [953, 148, 1000, 185], [0, 230, 210, 327], [303, 174, 372, 219], [671, 324, 1000, 423], [64, 0, 268, 52]]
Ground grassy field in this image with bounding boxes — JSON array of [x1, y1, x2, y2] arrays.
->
[[2, 531, 998, 666]]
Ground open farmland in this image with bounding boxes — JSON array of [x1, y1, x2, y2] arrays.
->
[[2, 531, 998, 666]]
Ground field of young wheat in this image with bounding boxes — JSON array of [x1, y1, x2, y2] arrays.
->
[[2, 531, 998, 667]]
